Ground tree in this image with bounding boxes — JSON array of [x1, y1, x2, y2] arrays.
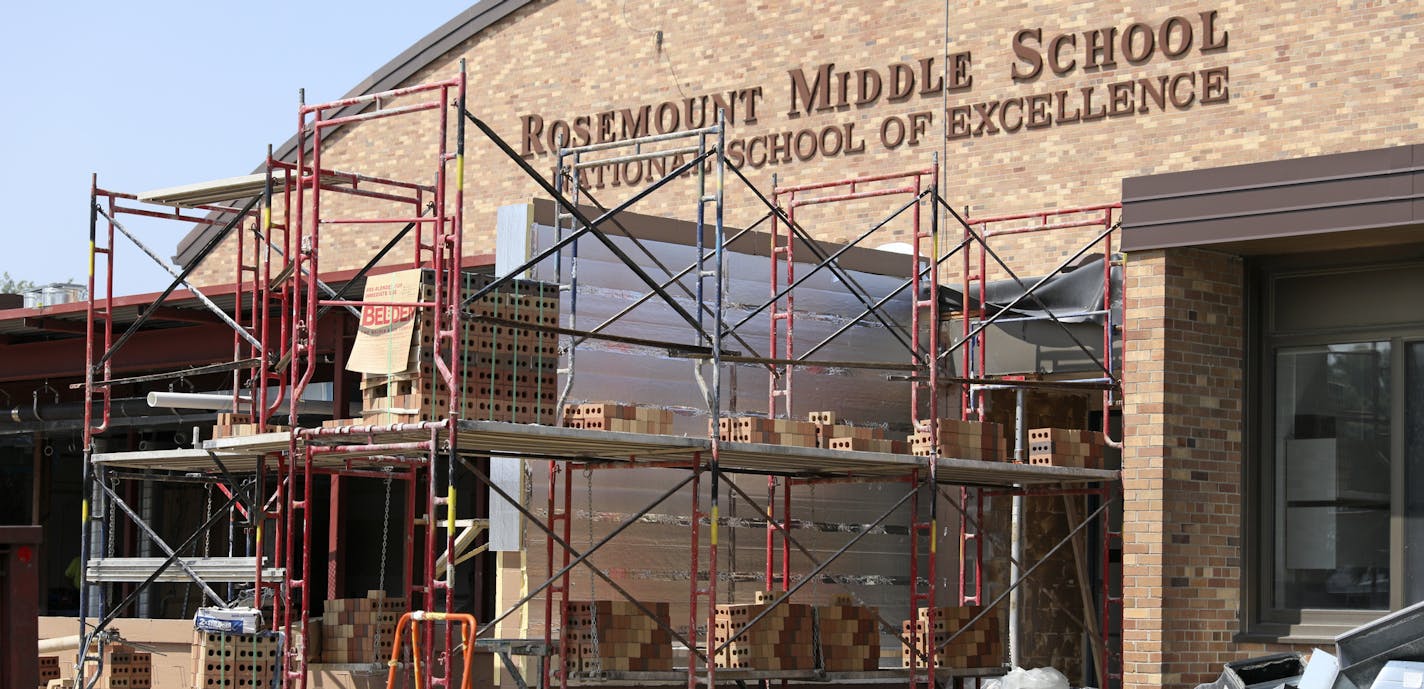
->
[[0, 272, 38, 294]]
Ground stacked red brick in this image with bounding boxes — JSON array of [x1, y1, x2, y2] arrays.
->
[[714, 592, 815, 670], [1027, 428, 1104, 468], [361, 272, 559, 425], [563, 600, 673, 674], [899, 606, 1003, 669], [910, 419, 1005, 460], [320, 592, 404, 664], [37, 655, 60, 688], [816, 594, 881, 671], [212, 412, 288, 439], [96, 644, 151, 689], [190, 631, 279, 688], [564, 403, 673, 435]]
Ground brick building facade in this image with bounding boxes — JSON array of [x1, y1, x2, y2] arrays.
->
[[170, 2, 1424, 687]]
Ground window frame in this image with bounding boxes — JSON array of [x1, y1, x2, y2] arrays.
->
[[1245, 254, 1424, 641]]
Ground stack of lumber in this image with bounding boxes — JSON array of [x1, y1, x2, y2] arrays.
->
[[899, 606, 1002, 669], [564, 600, 673, 674], [714, 591, 815, 671], [816, 594, 881, 671], [1027, 428, 1104, 468], [910, 419, 1005, 460], [190, 631, 279, 688], [359, 271, 559, 425], [319, 591, 404, 664], [563, 403, 674, 435]]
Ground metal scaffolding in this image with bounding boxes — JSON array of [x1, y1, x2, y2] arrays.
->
[[77, 63, 1124, 689]]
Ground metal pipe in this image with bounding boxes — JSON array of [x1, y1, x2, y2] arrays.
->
[[1009, 389, 1026, 669], [145, 391, 333, 416], [37, 636, 83, 653]]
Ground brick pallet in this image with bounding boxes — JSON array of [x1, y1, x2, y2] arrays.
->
[[190, 631, 280, 688], [359, 271, 560, 425], [714, 592, 815, 671], [563, 600, 673, 674], [38, 655, 60, 688], [816, 594, 880, 672], [320, 591, 405, 664], [563, 403, 674, 435], [899, 606, 1003, 669], [1027, 428, 1104, 468], [910, 418, 1005, 461]]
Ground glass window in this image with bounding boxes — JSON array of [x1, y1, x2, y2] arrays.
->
[[1252, 252, 1424, 637], [1273, 342, 1390, 610], [1405, 342, 1424, 605]]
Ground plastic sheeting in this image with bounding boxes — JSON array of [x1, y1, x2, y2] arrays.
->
[[491, 203, 960, 648]]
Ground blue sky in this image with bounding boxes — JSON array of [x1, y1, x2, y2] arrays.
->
[[0, 2, 473, 295]]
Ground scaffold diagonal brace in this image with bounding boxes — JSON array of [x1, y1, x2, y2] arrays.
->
[[713, 482, 916, 655], [461, 110, 713, 340], [97, 479, 229, 607], [458, 457, 711, 663]]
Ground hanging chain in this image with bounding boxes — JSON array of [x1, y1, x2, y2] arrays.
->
[[372, 471, 394, 666], [585, 467, 602, 676], [203, 483, 214, 556], [809, 481, 819, 600], [105, 479, 116, 558]]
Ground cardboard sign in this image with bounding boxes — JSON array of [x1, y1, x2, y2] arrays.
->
[[347, 269, 422, 374]]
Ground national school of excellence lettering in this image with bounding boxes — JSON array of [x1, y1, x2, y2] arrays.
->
[[512, 8, 1233, 186]]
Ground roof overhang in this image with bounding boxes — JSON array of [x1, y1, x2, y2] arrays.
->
[[1122, 144, 1424, 254]]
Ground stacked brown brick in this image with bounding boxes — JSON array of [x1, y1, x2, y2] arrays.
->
[[37, 656, 60, 688], [320, 592, 404, 664], [189, 631, 279, 688], [717, 412, 903, 452], [899, 606, 1002, 669], [360, 271, 558, 425], [564, 403, 673, 434], [816, 594, 881, 672], [563, 600, 673, 674], [717, 416, 821, 447], [911, 419, 1005, 460], [1027, 428, 1105, 468], [95, 644, 152, 689], [714, 592, 815, 670], [212, 412, 288, 438]]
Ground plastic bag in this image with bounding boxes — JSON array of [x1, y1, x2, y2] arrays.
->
[[1001, 666, 1071, 689]]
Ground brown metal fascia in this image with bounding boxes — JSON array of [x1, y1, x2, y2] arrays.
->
[[1121, 143, 1424, 252]]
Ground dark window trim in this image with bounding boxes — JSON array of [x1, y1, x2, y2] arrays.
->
[[1244, 251, 1424, 640]]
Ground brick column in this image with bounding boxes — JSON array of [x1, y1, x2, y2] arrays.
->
[[1124, 247, 1254, 688], [1123, 249, 1170, 688]]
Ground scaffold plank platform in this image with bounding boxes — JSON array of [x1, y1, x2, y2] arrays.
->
[[93, 421, 1116, 487]]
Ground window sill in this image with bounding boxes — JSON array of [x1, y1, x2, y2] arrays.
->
[[1235, 630, 1342, 646]]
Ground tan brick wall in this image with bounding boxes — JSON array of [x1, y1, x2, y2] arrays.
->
[[175, 2, 1424, 685], [188, 0, 1424, 286], [1123, 248, 1307, 687]]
